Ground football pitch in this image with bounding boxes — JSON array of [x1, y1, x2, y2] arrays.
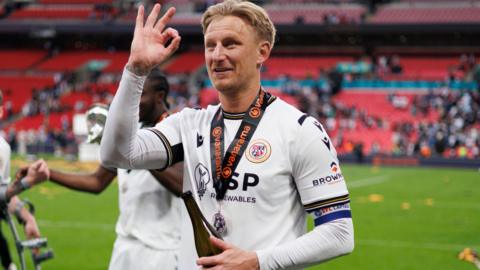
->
[[4, 157, 480, 270]]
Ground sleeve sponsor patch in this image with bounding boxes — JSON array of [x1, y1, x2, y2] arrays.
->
[[310, 202, 352, 226], [311, 162, 344, 187]]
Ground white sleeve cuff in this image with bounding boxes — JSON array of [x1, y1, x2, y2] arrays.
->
[[255, 218, 354, 270]]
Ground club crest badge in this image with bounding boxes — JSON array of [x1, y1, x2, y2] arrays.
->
[[246, 139, 271, 163], [194, 163, 210, 199]]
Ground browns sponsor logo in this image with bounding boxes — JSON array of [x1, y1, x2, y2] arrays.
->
[[246, 139, 271, 163], [330, 162, 340, 173], [312, 163, 344, 186]]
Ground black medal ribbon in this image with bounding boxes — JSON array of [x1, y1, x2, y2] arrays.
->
[[210, 90, 271, 200]]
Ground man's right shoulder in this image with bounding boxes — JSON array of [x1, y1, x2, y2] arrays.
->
[[175, 104, 220, 119]]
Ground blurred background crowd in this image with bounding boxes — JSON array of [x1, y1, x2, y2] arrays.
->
[[0, 0, 479, 163]]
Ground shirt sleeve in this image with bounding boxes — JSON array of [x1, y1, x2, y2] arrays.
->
[[255, 116, 354, 270], [292, 116, 350, 213], [100, 67, 171, 170], [257, 218, 354, 270], [149, 112, 185, 170]]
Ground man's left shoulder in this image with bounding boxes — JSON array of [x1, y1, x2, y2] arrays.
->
[[267, 97, 305, 125]]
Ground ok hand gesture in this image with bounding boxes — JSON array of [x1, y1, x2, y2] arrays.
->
[[127, 4, 181, 76]]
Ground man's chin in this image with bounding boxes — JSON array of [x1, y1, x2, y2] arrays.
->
[[212, 81, 234, 93]]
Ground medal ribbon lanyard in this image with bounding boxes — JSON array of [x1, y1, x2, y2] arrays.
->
[[209, 90, 271, 201]]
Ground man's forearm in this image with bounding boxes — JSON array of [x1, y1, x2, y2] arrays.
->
[[49, 167, 115, 194], [2, 177, 31, 201], [8, 196, 28, 221], [149, 162, 184, 197], [256, 218, 354, 270], [100, 67, 144, 168]]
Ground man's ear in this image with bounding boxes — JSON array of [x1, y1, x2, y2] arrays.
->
[[156, 92, 166, 105], [257, 41, 272, 68]]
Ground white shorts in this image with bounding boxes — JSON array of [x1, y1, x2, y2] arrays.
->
[[108, 235, 178, 270]]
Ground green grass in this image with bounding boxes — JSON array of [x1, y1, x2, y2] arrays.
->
[[4, 158, 480, 269], [310, 165, 480, 270]]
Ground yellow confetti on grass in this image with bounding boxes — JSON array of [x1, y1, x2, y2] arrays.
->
[[368, 194, 384, 203], [401, 202, 411, 210], [424, 198, 434, 206], [38, 186, 67, 199]]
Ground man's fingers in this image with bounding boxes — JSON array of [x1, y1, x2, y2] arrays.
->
[[155, 7, 176, 32], [38, 161, 49, 178], [15, 167, 28, 180], [134, 5, 145, 36], [145, 3, 161, 28], [30, 159, 43, 172], [209, 236, 232, 251], [167, 36, 181, 55], [162, 28, 181, 56], [197, 253, 222, 267]]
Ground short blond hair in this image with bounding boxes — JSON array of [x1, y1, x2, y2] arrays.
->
[[201, 0, 276, 48]]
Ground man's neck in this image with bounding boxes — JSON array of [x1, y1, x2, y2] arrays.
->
[[144, 108, 167, 127], [218, 85, 260, 113]]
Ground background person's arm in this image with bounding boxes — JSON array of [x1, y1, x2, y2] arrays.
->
[[149, 162, 183, 197], [8, 196, 41, 239], [48, 166, 116, 194]]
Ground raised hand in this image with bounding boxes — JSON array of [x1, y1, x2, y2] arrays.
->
[[197, 236, 260, 270], [127, 3, 181, 76]]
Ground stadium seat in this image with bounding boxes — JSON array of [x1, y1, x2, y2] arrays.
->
[[0, 50, 47, 71]]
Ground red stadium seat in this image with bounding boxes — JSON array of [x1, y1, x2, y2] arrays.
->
[[370, 6, 480, 24], [36, 50, 129, 72], [0, 50, 47, 71], [9, 5, 94, 20], [164, 52, 205, 74], [0, 76, 55, 113]]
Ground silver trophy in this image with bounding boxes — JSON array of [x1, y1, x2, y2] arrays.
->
[[85, 103, 109, 144]]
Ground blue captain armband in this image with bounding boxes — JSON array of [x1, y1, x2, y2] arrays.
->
[[309, 202, 352, 227]]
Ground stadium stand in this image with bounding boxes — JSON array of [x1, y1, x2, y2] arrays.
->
[[370, 2, 480, 24], [164, 51, 205, 74], [0, 76, 55, 114], [0, 50, 48, 71], [263, 56, 354, 79], [263, 3, 366, 24], [9, 5, 96, 20], [0, 0, 478, 160], [36, 50, 129, 72]]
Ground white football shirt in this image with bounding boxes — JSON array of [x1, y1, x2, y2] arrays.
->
[[114, 168, 182, 251], [151, 96, 351, 253]]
